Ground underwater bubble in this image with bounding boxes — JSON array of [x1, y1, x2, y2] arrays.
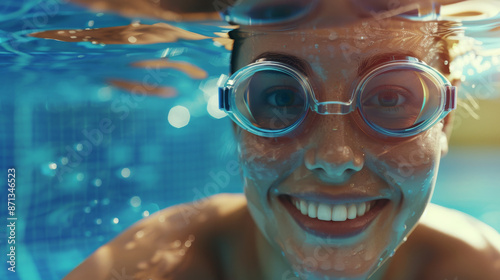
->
[[93, 178, 102, 187], [143, 210, 150, 217], [84, 207, 91, 213], [113, 218, 119, 224], [49, 162, 57, 169], [315, 44, 319, 49], [168, 105, 190, 128], [102, 198, 110, 205], [97, 87, 112, 101], [41, 163, 57, 177], [96, 218, 102, 225], [60, 157, 68, 165], [85, 231, 91, 237], [76, 173, 84, 181], [121, 168, 131, 178], [130, 196, 142, 207]]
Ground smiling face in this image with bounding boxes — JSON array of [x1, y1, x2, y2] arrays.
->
[[230, 19, 454, 279]]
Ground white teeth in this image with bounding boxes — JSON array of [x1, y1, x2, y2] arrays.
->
[[307, 203, 318, 218], [357, 202, 366, 216], [300, 200, 308, 215], [291, 197, 377, 222], [332, 204, 347, 221], [317, 203, 332, 221], [347, 204, 357, 220]]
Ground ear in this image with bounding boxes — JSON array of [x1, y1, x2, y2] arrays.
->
[[440, 110, 455, 157]]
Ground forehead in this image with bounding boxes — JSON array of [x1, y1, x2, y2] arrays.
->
[[234, 19, 445, 72]]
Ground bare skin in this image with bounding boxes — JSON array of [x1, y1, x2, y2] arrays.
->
[[63, 193, 500, 280]]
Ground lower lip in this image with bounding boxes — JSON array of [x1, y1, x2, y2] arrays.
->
[[279, 195, 388, 239]]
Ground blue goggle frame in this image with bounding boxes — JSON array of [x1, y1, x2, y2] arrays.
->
[[218, 57, 457, 138]]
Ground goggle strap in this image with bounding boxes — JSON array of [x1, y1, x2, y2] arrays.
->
[[219, 87, 231, 112], [444, 86, 457, 111]]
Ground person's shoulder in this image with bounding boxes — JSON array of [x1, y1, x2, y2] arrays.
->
[[63, 193, 247, 280], [410, 203, 500, 280]]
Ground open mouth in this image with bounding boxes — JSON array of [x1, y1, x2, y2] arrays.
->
[[279, 195, 389, 238]]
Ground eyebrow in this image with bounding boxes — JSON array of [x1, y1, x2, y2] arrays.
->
[[357, 51, 421, 77], [252, 52, 311, 75], [253, 51, 423, 78]]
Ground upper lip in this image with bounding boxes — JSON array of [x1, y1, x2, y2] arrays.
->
[[280, 192, 387, 204], [275, 179, 392, 204]]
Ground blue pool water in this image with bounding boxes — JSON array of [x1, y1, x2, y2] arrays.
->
[[1, 1, 500, 280]]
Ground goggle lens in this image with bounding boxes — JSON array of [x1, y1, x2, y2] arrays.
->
[[233, 70, 307, 130], [359, 67, 442, 132]]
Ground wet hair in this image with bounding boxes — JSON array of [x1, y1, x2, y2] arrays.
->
[[228, 29, 244, 74]]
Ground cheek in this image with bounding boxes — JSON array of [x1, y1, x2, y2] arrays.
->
[[236, 131, 306, 182], [365, 124, 444, 235]]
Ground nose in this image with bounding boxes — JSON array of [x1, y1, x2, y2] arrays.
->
[[304, 115, 364, 184]]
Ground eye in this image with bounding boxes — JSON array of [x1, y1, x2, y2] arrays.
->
[[362, 86, 410, 109], [265, 86, 304, 107], [376, 90, 406, 107]]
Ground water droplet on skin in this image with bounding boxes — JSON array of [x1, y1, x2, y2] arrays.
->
[[320, 262, 331, 270], [301, 37, 306, 42], [125, 241, 136, 250], [334, 262, 345, 271], [403, 237, 408, 243], [135, 230, 144, 239], [315, 44, 319, 49], [137, 261, 148, 269]]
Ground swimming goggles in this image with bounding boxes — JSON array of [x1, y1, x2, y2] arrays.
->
[[218, 56, 457, 138]]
